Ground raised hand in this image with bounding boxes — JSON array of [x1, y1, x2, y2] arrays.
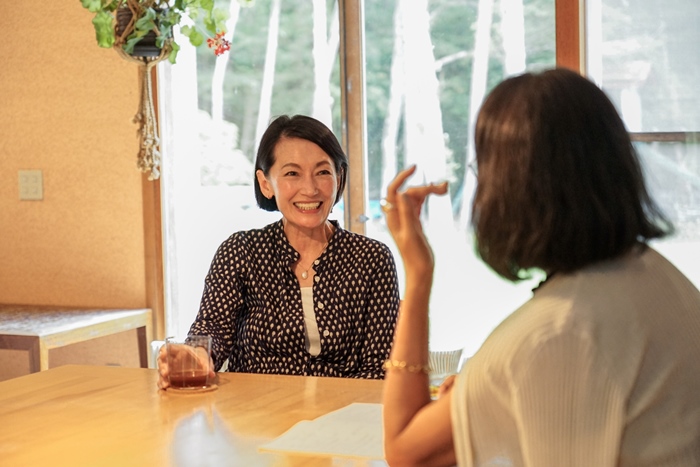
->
[[381, 165, 448, 279]]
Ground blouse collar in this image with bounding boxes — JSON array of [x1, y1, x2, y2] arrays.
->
[[272, 219, 341, 269]]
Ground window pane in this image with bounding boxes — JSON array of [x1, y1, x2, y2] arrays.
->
[[362, 0, 555, 355], [161, 0, 342, 337], [636, 140, 700, 284], [586, 0, 700, 289], [586, 0, 700, 132]]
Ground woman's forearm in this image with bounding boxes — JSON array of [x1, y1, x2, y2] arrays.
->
[[383, 272, 433, 445], [380, 167, 453, 464]]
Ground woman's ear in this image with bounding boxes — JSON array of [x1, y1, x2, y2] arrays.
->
[[256, 169, 274, 199]]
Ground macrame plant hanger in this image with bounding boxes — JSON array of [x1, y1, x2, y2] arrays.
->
[[113, 0, 171, 181]]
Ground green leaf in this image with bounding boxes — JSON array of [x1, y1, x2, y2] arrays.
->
[[155, 36, 171, 49], [212, 7, 229, 24], [186, 7, 201, 21], [203, 8, 228, 35], [134, 8, 156, 32], [81, 0, 120, 13], [187, 29, 205, 47], [91, 11, 115, 48], [158, 22, 172, 39], [80, 0, 103, 13], [159, 9, 181, 29], [168, 41, 181, 65], [123, 36, 141, 54], [179, 24, 193, 37], [199, 0, 215, 12], [203, 16, 215, 34]]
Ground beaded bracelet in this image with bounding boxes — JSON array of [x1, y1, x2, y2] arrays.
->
[[383, 359, 431, 374]]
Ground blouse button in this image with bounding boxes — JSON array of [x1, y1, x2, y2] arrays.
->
[[314, 276, 320, 283], [314, 259, 320, 265], [323, 330, 330, 337], [318, 302, 325, 309]]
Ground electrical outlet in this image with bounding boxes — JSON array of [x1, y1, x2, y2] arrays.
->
[[19, 170, 43, 201]]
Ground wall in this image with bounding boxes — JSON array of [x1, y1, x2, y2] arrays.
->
[[0, 4, 148, 308], [0, 4, 152, 379]]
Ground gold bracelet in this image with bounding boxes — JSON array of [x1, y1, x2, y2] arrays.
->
[[383, 359, 430, 374]]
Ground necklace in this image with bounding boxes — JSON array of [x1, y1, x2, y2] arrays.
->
[[298, 224, 332, 280]]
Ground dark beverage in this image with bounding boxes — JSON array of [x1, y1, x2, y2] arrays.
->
[[169, 370, 209, 389]]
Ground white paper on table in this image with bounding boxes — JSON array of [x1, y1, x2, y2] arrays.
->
[[258, 402, 384, 460]]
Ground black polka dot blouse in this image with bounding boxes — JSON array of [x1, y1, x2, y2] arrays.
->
[[188, 220, 400, 379]]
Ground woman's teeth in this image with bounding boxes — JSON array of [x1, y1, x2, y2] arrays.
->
[[295, 202, 321, 211]]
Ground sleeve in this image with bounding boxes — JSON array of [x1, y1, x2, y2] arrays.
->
[[188, 236, 246, 371], [511, 331, 627, 466], [354, 242, 400, 379]]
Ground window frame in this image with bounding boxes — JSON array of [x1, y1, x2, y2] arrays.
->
[[147, 0, 585, 338]]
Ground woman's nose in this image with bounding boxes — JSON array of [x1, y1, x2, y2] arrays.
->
[[300, 176, 319, 195]]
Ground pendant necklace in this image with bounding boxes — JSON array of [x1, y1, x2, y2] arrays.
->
[[299, 225, 332, 280]]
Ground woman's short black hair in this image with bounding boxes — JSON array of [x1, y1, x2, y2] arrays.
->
[[253, 114, 348, 212], [471, 67, 673, 281]]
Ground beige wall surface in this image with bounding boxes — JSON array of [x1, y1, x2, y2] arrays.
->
[[0, 4, 148, 308]]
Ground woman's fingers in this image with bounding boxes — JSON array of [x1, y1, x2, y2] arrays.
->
[[383, 167, 448, 220], [193, 346, 217, 377], [156, 344, 170, 389], [382, 167, 449, 278], [386, 165, 418, 201], [404, 181, 449, 204], [384, 166, 448, 212], [209, 357, 216, 378], [402, 182, 449, 218], [383, 169, 448, 232], [383, 166, 417, 233], [438, 375, 457, 398]]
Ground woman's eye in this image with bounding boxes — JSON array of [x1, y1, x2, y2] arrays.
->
[[318, 170, 332, 175], [284, 171, 298, 176]]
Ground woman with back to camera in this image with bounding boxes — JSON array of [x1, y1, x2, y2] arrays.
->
[[380, 68, 700, 466], [157, 115, 400, 387]]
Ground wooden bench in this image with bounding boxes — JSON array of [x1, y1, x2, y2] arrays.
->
[[0, 305, 153, 372]]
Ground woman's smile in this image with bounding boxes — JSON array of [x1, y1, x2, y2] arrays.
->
[[294, 201, 322, 211]]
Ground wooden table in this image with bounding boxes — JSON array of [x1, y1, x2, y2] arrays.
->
[[0, 365, 386, 466], [0, 305, 152, 372]]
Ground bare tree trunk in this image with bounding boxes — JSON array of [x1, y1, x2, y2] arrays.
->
[[311, 0, 335, 127], [327, 1, 340, 67], [380, 3, 403, 194], [500, 0, 526, 75], [398, 0, 473, 350], [211, 0, 242, 122], [254, 0, 282, 148], [326, 0, 340, 125], [399, 0, 452, 222], [459, 0, 494, 225]]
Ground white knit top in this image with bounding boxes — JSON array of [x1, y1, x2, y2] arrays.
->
[[451, 246, 700, 466]]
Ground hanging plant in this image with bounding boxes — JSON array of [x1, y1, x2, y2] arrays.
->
[[81, 0, 237, 64], [80, 0, 251, 179]]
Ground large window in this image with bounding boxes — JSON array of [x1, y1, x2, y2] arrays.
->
[[360, 0, 555, 353], [585, 0, 700, 291], [158, 0, 698, 357], [159, 0, 344, 339], [159, 0, 556, 353]]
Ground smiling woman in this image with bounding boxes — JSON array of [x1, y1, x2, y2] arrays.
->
[[156, 115, 401, 388], [254, 116, 345, 285]]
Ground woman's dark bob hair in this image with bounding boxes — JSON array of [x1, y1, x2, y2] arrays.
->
[[254, 114, 348, 212], [472, 68, 673, 281]]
